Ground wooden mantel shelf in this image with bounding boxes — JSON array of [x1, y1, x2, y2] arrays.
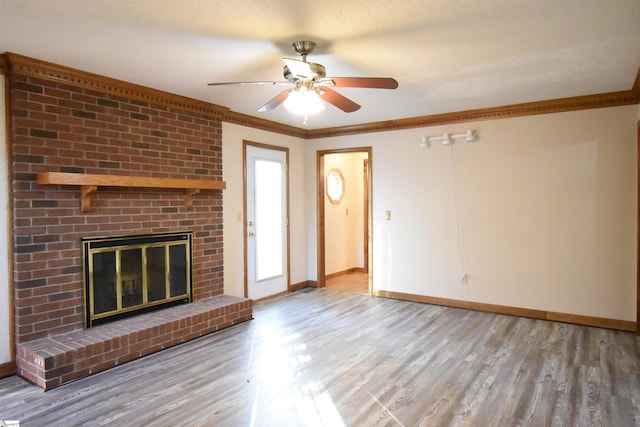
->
[[36, 172, 226, 212]]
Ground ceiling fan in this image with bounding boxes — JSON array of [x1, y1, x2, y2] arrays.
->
[[207, 41, 398, 114]]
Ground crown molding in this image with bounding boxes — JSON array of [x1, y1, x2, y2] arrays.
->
[[3, 53, 638, 140], [1, 52, 305, 137], [3, 52, 228, 120], [223, 110, 307, 138], [632, 66, 640, 97], [306, 73, 640, 139], [0, 54, 8, 75]]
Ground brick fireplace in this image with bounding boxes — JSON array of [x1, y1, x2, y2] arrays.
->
[[7, 54, 252, 389]]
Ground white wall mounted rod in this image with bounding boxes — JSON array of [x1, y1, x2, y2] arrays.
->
[[420, 129, 479, 148]]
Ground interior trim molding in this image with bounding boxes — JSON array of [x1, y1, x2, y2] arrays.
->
[[251, 290, 288, 304], [0, 361, 16, 379], [317, 147, 373, 290], [3, 52, 227, 118], [374, 289, 636, 332], [306, 81, 640, 138], [2, 72, 15, 375], [1, 52, 306, 138], [2, 53, 639, 140], [637, 118, 640, 336], [0, 55, 8, 75], [223, 110, 307, 138], [325, 267, 366, 281], [289, 280, 315, 292], [633, 66, 640, 96]]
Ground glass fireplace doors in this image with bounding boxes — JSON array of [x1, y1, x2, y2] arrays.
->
[[83, 232, 192, 327]]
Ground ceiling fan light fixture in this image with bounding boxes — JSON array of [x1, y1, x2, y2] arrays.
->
[[208, 40, 397, 115], [283, 88, 325, 115]]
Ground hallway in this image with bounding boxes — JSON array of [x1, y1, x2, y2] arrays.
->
[[325, 272, 369, 294]]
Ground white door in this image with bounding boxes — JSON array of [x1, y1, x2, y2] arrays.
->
[[245, 144, 288, 300]]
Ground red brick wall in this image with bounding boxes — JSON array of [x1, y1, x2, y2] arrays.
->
[[10, 74, 224, 344]]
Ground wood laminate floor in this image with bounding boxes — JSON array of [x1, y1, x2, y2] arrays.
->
[[325, 272, 369, 294], [1, 288, 639, 426]]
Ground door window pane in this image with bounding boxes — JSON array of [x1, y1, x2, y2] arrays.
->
[[254, 158, 283, 281]]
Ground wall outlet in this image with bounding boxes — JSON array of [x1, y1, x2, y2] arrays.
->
[[461, 273, 468, 284]]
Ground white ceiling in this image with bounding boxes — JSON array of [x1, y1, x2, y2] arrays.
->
[[1, 0, 639, 130]]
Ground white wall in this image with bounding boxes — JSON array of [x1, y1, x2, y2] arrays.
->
[[324, 152, 366, 275], [222, 123, 307, 297], [305, 106, 638, 321], [0, 74, 11, 364]]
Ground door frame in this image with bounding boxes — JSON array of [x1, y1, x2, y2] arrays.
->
[[1, 73, 15, 375], [243, 140, 290, 299], [363, 158, 370, 275], [317, 147, 372, 292]]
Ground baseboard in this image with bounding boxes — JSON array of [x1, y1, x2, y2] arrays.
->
[[252, 291, 289, 303], [325, 267, 366, 281], [373, 289, 636, 332], [290, 280, 317, 291], [0, 361, 16, 378], [544, 311, 635, 331]]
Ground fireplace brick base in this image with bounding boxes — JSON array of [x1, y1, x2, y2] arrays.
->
[[16, 295, 252, 390]]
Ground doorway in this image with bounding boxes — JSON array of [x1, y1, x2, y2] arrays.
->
[[244, 141, 289, 300], [317, 147, 372, 294]]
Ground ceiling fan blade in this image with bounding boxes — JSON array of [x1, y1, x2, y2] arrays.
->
[[283, 58, 312, 78], [208, 81, 291, 86], [257, 89, 293, 112], [318, 87, 361, 113], [327, 77, 399, 89]]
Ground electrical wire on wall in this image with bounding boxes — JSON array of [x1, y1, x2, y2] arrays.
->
[[449, 143, 468, 286], [420, 129, 478, 288]]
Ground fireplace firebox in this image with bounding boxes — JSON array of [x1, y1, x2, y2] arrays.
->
[[83, 232, 193, 327]]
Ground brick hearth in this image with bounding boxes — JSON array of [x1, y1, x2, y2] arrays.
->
[[17, 295, 252, 390]]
